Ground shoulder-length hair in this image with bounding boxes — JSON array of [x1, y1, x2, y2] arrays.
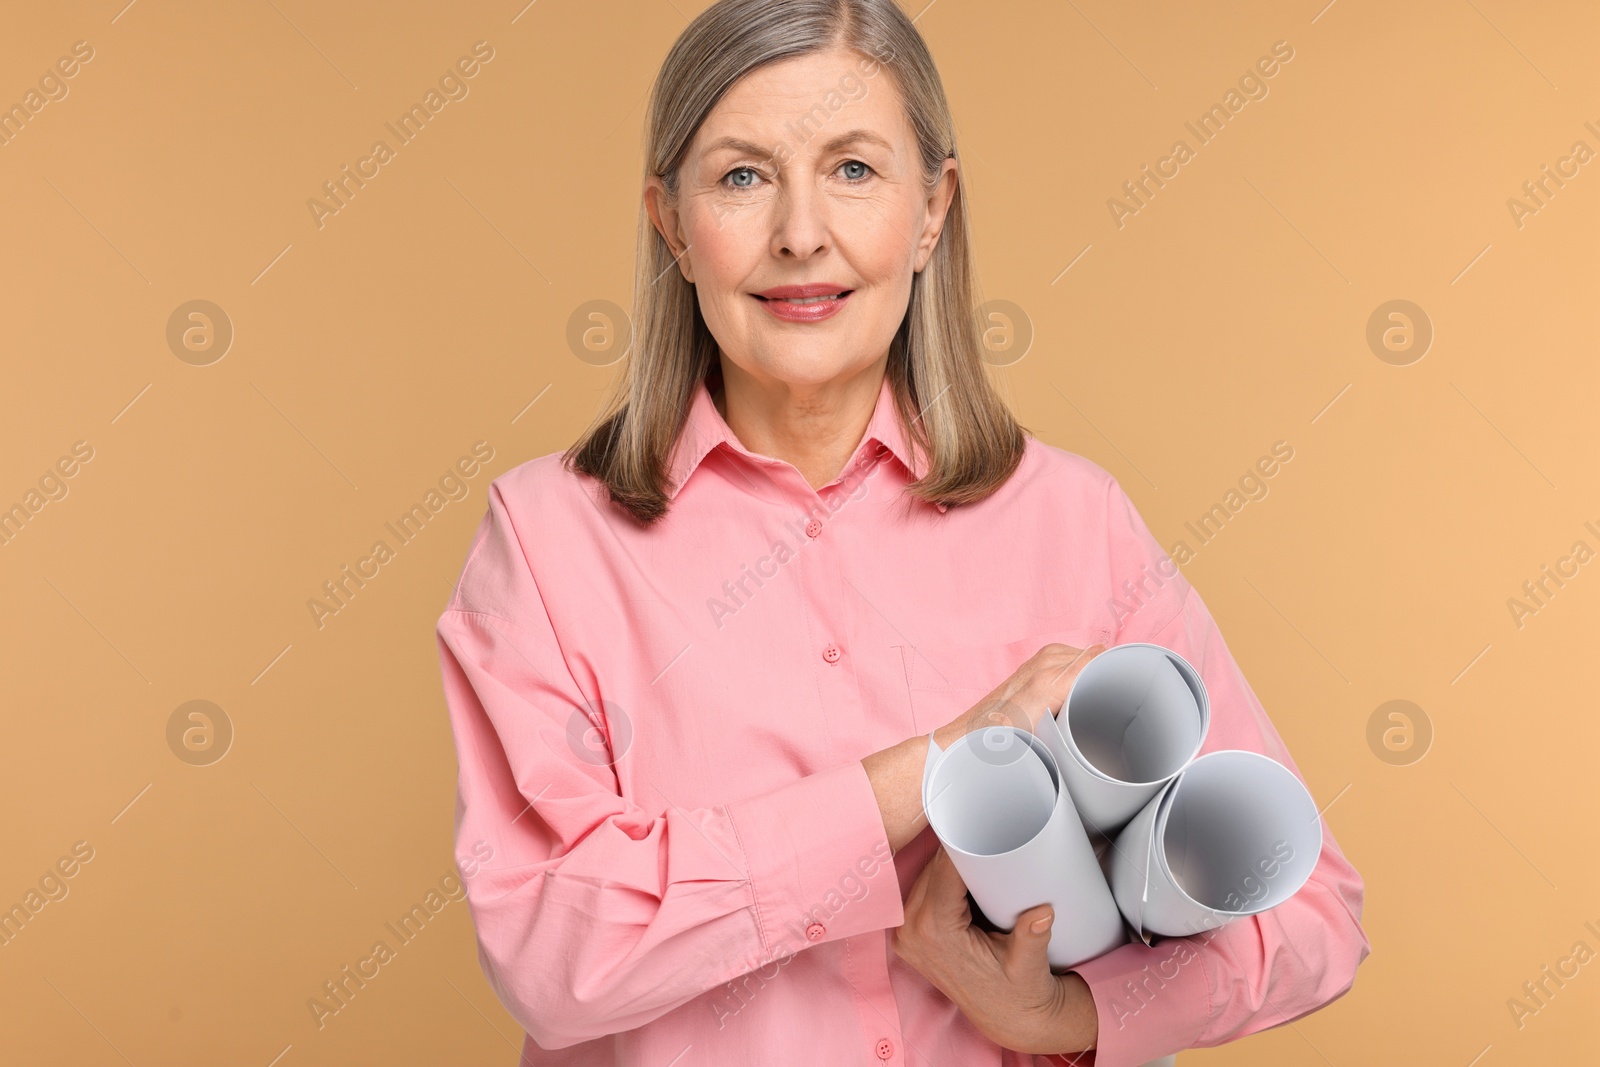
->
[[564, 0, 1026, 526]]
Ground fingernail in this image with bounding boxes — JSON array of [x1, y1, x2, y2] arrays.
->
[[1030, 915, 1053, 933]]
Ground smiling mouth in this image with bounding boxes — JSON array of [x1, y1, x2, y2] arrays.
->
[[754, 291, 854, 305]]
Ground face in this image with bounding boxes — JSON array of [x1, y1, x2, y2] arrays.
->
[[646, 45, 958, 393]]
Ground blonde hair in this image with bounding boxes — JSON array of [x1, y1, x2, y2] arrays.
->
[[564, 0, 1026, 525]]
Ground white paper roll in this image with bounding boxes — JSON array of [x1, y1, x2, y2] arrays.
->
[[919, 641, 1321, 969], [922, 726, 1127, 970], [1042, 643, 1210, 834], [1108, 749, 1322, 940]]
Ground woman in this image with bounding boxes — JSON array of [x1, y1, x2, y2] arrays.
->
[[434, 1, 1369, 1064]]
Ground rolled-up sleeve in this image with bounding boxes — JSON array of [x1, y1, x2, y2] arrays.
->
[[1052, 474, 1371, 1067], [436, 484, 905, 1051]]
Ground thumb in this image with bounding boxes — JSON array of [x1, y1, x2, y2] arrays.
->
[[1001, 903, 1055, 975]]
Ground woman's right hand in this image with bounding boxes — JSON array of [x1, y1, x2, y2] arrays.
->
[[930, 642, 1106, 752], [862, 642, 1108, 854]]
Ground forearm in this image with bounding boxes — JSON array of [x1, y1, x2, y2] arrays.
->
[[463, 758, 907, 1048], [861, 732, 934, 853], [863, 711, 1004, 853]]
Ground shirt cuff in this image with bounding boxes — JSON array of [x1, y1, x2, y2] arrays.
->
[[724, 758, 905, 960], [1066, 937, 1212, 1067]]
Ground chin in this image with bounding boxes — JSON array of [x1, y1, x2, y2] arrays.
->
[[747, 355, 859, 387]]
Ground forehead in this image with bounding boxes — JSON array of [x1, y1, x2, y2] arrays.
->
[[694, 45, 908, 149]]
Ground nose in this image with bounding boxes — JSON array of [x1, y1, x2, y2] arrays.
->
[[771, 179, 828, 260]]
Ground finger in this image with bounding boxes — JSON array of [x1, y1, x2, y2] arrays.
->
[[997, 902, 1056, 978], [903, 844, 961, 921], [897, 849, 967, 961], [1039, 643, 1105, 699], [923, 845, 968, 905], [928, 848, 983, 931], [971, 694, 1032, 734]]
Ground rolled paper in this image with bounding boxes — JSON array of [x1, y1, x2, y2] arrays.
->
[[1035, 643, 1210, 835], [921, 642, 1319, 969], [1108, 749, 1322, 941], [922, 726, 1127, 970]]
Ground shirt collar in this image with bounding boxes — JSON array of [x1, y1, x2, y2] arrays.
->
[[666, 372, 936, 505]]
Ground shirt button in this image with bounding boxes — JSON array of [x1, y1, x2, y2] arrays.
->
[[875, 1038, 894, 1059], [805, 518, 823, 538], [805, 922, 825, 940], [822, 644, 841, 664]]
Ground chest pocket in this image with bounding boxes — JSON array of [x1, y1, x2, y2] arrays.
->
[[895, 623, 1111, 733]]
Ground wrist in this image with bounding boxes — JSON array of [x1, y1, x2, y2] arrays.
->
[[1051, 973, 1099, 1055], [862, 733, 935, 854], [933, 712, 974, 751]]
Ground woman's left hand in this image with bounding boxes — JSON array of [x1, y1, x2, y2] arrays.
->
[[891, 844, 1099, 1056]]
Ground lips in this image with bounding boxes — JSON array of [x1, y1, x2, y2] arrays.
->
[[752, 283, 854, 323], [753, 283, 854, 302]]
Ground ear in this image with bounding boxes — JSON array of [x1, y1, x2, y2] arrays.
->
[[913, 157, 959, 274], [644, 175, 695, 283]]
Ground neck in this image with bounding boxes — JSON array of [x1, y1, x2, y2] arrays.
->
[[711, 357, 886, 491]]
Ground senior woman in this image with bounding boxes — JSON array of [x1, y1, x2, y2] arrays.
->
[[435, 1, 1369, 1064]]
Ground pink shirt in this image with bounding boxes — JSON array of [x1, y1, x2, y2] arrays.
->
[[435, 372, 1369, 1067]]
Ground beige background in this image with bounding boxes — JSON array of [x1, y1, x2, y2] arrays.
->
[[2, 0, 1596, 1063]]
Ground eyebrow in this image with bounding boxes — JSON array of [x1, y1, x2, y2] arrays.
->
[[701, 128, 895, 160]]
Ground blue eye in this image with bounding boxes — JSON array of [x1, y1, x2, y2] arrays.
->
[[721, 160, 874, 190], [723, 166, 760, 190]]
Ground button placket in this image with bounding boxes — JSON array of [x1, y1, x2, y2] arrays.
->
[[793, 478, 905, 1061]]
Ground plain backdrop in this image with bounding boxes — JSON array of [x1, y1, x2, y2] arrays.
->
[[1, 1, 1595, 1063]]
